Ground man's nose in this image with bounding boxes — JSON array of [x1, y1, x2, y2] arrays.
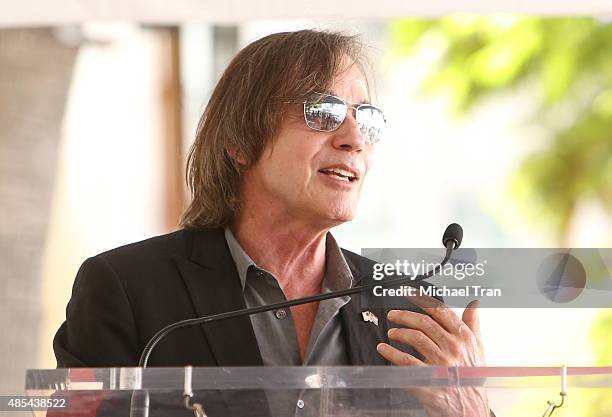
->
[[331, 109, 365, 151]]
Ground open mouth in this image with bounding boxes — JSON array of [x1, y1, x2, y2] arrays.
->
[[318, 167, 358, 183]]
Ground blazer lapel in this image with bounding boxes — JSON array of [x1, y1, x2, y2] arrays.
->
[[341, 249, 429, 366], [340, 249, 390, 366], [173, 228, 263, 367], [340, 297, 390, 366]]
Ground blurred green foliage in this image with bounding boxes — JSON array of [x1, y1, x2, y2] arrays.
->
[[390, 16, 612, 245], [391, 16, 612, 415]]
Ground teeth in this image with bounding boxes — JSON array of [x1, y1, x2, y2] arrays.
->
[[321, 167, 356, 180]]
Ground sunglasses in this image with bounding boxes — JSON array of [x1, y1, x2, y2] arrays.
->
[[297, 94, 386, 144]]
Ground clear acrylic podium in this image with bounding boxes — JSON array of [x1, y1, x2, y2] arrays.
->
[[25, 366, 612, 416]]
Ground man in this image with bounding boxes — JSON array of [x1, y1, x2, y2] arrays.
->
[[54, 29, 490, 416]]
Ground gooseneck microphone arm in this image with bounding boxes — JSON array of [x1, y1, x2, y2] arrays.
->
[[137, 223, 464, 367]]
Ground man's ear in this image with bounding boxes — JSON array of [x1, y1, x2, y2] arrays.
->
[[225, 147, 249, 166]]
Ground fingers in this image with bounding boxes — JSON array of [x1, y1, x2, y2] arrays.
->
[[406, 295, 464, 335], [387, 327, 445, 363], [462, 300, 481, 336], [387, 309, 452, 352], [376, 342, 426, 366], [385, 297, 486, 365], [462, 300, 485, 357]]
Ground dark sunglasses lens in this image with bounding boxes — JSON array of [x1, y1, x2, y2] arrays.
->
[[357, 106, 385, 143], [304, 98, 347, 131]]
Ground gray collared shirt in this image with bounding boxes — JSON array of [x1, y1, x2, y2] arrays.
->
[[224, 227, 353, 367]]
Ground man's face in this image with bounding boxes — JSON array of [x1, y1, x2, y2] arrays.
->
[[242, 63, 374, 228]]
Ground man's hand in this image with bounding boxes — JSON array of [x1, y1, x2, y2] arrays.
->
[[376, 297, 490, 417]]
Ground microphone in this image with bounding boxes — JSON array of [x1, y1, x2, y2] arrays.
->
[[443, 223, 463, 249], [137, 223, 463, 368]]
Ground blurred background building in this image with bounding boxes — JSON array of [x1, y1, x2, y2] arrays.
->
[[1, 2, 611, 415]]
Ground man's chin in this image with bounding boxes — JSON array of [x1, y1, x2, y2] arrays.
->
[[321, 207, 356, 225], [304, 199, 358, 227]]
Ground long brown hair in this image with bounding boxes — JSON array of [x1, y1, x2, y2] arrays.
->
[[180, 29, 370, 230]]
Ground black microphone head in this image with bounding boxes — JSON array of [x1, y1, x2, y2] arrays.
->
[[443, 223, 463, 249]]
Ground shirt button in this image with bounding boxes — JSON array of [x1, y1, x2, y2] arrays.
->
[[256, 270, 264, 277], [274, 309, 287, 320], [296, 399, 305, 409]]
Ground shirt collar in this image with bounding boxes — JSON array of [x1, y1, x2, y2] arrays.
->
[[224, 227, 354, 292], [224, 227, 256, 291]]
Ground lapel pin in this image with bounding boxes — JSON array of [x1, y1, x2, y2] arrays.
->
[[361, 310, 379, 326]]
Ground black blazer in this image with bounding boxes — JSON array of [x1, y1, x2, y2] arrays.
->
[[53, 227, 417, 368], [52, 228, 463, 416]]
